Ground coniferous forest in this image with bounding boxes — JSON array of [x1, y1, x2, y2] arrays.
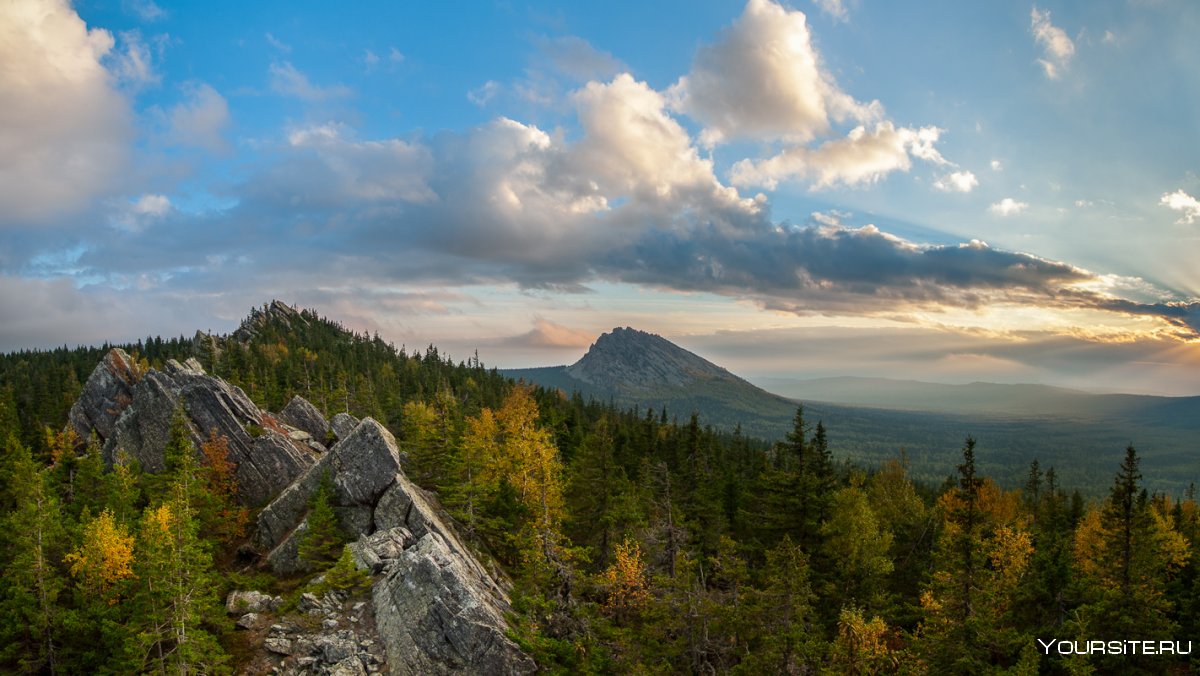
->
[[1, 305, 1197, 674]]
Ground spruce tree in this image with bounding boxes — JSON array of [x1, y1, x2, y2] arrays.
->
[[298, 474, 344, 570]]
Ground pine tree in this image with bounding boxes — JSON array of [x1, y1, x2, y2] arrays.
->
[[298, 474, 344, 570], [0, 437, 67, 673], [1069, 445, 1188, 673]]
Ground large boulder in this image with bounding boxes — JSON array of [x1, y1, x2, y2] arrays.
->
[[254, 418, 401, 571], [370, 532, 535, 676], [68, 348, 140, 443], [278, 395, 331, 444], [70, 352, 316, 506], [330, 412, 360, 441]]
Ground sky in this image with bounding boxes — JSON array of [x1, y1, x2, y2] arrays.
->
[[2, 0, 1200, 395]]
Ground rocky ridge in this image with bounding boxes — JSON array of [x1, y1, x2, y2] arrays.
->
[[69, 349, 536, 675], [69, 348, 318, 505]]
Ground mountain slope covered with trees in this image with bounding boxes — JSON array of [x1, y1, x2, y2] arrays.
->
[[1, 302, 1197, 673]]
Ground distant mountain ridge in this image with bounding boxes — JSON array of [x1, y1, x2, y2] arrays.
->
[[754, 375, 1200, 424], [505, 327, 1200, 493], [505, 327, 798, 439]]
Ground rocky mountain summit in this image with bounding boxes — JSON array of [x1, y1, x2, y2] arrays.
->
[[506, 326, 797, 440], [69, 349, 535, 675], [565, 327, 745, 394]]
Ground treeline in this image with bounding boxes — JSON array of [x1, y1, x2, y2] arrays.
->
[[1, 304, 1198, 673]]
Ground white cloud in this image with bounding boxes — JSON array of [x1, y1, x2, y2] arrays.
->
[[283, 122, 436, 204], [1103, 30, 1117, 45], [389, 47, 404, 63], [813, 0, 848, 22], [269, 61, 351, 101], [730, 122, 945, 190], [1031, 7, 1075, 80], [0, 0, 133, 225], [991, 159, 1003, 171], [668, 0, 946, 192], [934, 170, 979, 193], [668, 0, 880, 146], [468, 80, 500, 107], [1160, 189, 1200, 224], [989, 198, 1030, 216], [123, 0, 165, 22], [572, 74, 730, 200], [112, 193, 171, 232], [265, 32, 291, 53], [363, 50, 380, 68], [111, 30, 160, 89], [167, 82, 230, 152], [1075, 199, 1093, 208]]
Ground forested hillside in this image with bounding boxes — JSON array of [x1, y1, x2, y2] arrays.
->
[[1, 302, 1197, 673]]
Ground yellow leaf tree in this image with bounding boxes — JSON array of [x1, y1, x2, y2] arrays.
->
[[65, 509, 136, 603]]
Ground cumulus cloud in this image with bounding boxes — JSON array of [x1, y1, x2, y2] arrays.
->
[[934, 170, 979, 193], [668, 0, 946, 191], [269, 61, 351, 101], [1031, 7, 1075, 80], [7, 0, 1199, 351], [989, 198, 1029, 216], [0, 0, 133, 225], [1160, 189, 1200, 224], [168, 82, 230, 152], [731, 122, 945, 190], [280, 122, 436, 204], [669, 0, 880, 146]]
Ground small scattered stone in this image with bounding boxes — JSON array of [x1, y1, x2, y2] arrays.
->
[[264, 637, 293, 656], [227, 590, 281, 615], [236, 612, 263, 630], [329, 656, 367, 676], [323, 618, 339, 630]]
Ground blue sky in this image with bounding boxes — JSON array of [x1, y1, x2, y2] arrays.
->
[[3, 0, 1200, 394]]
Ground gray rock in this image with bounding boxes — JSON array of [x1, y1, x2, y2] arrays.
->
[[279, 395, 331, 443], [237, 613, 266, 630], [264, 637, 293, 656], [298, 593, 322, 613], [318, 635, 358, 664], [330, 412, 360, 441], [329, 656, 368, 676], [350, 529, 410, 573], [68, 348, 139, 443], [226, 590, 282, 615], [254, 419, 401, 570], [69, 351, 316, 506], [371, 475, 499, 597], [372, 532, 536, 676], [323, 618, 339, 630]]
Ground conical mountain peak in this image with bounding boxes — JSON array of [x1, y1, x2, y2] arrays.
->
[[565, 327, 738, 392]]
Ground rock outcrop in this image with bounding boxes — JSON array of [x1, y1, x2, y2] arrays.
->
[[70, 348, 319, 506], [71, 347, 536, 674], [253, 418, 536, 674], [280, 395, 333, 443]]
